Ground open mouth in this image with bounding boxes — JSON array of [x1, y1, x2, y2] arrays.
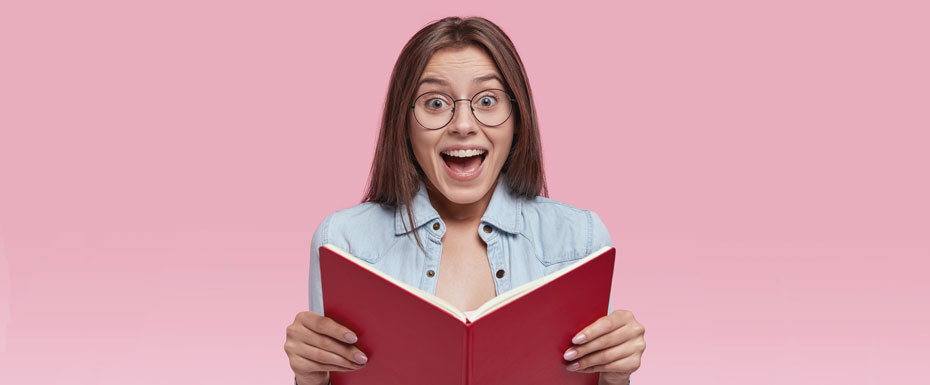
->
[[440, 149, 487, 178]]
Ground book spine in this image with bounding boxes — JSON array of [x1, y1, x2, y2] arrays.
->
[[465, 324, 473, 385]]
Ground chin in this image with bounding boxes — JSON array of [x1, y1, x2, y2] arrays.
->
[[438, 180, 493, 204], [424, 147, 502, 205]]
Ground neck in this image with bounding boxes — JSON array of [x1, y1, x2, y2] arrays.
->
[[424, 178, 498, 224]]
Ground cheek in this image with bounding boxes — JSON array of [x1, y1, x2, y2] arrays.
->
[[491, 127, 515, 161], [408, 129, 437, 169]]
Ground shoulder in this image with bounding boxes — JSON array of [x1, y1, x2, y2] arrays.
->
[[520, 196, 613, 262], [310, 201, 397, 261], [325, 201, 394, 227]]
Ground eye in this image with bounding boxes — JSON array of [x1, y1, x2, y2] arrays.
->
[[417, 92, 453, 112], [473, 91, 501, 110], [426, 98, 447, 110]]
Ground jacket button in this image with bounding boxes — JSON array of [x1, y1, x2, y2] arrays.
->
[[426, 269, 435, 278], [433, 222, 440, 230], [496, 269, 505, 278], [483, 225, 492, 233]]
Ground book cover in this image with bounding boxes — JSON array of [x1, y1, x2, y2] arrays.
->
[[320, 244, 615, 385]]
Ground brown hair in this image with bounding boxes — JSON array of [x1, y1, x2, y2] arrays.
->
[[363, 16, 547, 249]]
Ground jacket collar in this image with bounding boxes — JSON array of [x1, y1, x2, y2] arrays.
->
[[394, 174, 524, 235]]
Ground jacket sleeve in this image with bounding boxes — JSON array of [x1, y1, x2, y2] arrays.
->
[[592, 212, 632, 385], [309, 213, 334, 317], [296, 215, 334, 385], [589, 211, 615, 315]]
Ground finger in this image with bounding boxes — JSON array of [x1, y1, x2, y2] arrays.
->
[[293, 341, 366, 371], [288, 349, 360, 374], [567, 337, 642, 372], [306, 329, 369, 365], [290, 313, 369, 366], [574, 351, 643, 375], [570, 310, 633, 345], [565, 321, 644, 361], [301, 312, 359, 345]]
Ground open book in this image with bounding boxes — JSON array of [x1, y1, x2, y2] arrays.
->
[[319, 244, 615, 385]]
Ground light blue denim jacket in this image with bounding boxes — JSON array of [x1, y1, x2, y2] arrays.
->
[[308, 174, 615, 317], [301, 175, 618, 385]]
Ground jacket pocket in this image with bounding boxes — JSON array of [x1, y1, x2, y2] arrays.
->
[[533, 247, 587, 266], [351, 249, 383, 264]]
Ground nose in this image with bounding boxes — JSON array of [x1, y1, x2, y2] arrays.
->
[[448, 98, 479, 136]]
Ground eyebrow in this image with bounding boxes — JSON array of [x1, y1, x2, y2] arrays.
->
[[417, 74, 505, 89]]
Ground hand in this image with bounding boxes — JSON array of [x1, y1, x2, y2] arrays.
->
[[563, 309, 645, 384], [285, 311, 369, 385]]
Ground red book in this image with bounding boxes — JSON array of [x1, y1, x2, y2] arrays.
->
[[320, 244, 616, 385]]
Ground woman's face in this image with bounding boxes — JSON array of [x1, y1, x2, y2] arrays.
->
[[407, 45, 515, 205]]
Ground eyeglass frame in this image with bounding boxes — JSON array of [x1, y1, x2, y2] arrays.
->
[[408, 88, 518, 130]]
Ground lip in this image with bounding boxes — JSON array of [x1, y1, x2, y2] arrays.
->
[[438, 144, 489, 154], [440, 150, 486, 182], [439, 144, 488, 156]]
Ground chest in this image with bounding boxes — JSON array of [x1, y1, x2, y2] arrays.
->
[[432, 224, 498, 311]]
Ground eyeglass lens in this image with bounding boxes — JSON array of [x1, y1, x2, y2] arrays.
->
[[412, 89, 513, 129]]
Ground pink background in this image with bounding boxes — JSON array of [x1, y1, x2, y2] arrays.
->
[[1, 1, 928, 384]]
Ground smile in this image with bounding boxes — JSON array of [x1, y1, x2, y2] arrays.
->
[[440, 148, 487, 181]]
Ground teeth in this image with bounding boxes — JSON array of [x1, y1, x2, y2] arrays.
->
[[442, 149, 486, 158]]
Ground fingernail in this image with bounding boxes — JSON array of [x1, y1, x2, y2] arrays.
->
[[572, 333, 586, 344], [566, 362, 580, 371], [354, 352, 368, 365], [563, 349, 577, 360], [344, 332, 358, 343]]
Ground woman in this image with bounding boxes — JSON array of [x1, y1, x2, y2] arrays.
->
[[285, 16, 645, 385]]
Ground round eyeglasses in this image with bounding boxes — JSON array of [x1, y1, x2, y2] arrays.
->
[[408, 88, 517, 130]]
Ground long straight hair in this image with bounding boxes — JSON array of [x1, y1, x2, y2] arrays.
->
[[363, 16, 547, 250]]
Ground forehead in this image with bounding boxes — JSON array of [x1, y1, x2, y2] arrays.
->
[[417, 45, 503, 90]]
